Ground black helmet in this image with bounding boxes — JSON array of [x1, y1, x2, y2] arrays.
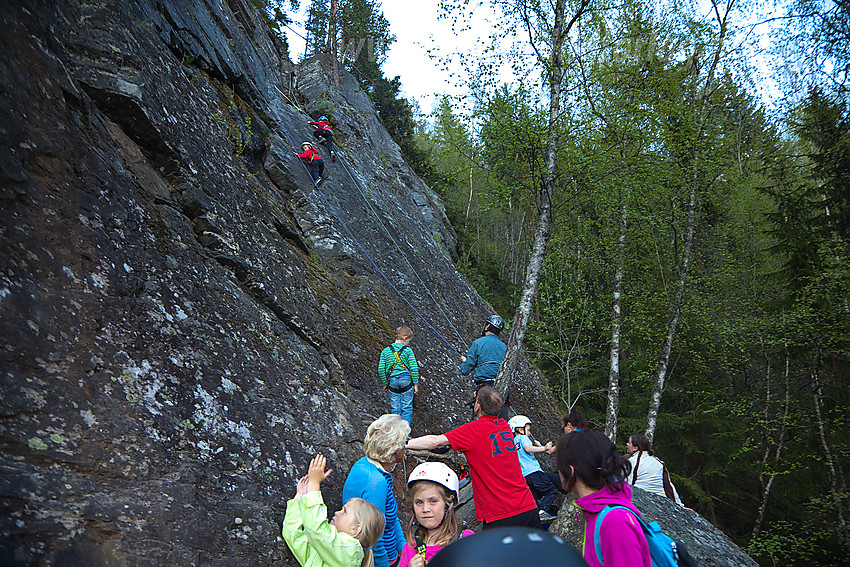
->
[[428, 528, 586, 567], [485, 315, 505, 333]]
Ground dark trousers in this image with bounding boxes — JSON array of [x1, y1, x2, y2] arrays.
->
[[313, 128, 333, 147], [526, 471, 560, 514], [546, 471, 568, 494], [307, 160, 324, 181], [482, 507, 540, 530]]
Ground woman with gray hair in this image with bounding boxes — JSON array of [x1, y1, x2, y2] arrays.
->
[[343, 414, 410, 567]]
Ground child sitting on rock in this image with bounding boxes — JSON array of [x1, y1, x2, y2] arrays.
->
[[509, 415, 559, 522], [282, 454, 385, 567]]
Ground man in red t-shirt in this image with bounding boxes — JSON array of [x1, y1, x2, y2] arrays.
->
[[406, 387, 540, 529]]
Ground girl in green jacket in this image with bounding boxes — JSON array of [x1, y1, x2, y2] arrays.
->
[[283, 455, 385, 567]]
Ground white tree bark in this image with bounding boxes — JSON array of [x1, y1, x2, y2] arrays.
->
[[645, 0, 734, 442], [645, 181, 695, 442], [751, 342, 791, 543], [605, 202, 627, 441], [330, 0, 340, 87], [810, 344, 847, 540], [496, 0, 590, 394]]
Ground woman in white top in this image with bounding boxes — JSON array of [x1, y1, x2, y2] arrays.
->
[[625, 434, 683, 506]]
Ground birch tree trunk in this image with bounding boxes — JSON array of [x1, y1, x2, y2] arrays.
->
[[645, 181, 695, 442], [810, 343, 847, 541], [604, 202, 627, 441], [330, 0, 340, 87], [465, 166, 473, 226], [751, 343, 791, 542], [495, 0, 581, 395], [645, 0, 734, 442]]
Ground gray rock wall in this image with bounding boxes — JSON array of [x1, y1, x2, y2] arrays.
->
[[0, 1, 758, 565], [0, 1, 554, 565]]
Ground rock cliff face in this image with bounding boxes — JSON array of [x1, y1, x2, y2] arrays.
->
[[0, 1, 758, 566], [0, 1, 552, 564]]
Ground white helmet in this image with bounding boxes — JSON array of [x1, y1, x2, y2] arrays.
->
[[408, 462, 459, 497], [508, 415, 532, 431]]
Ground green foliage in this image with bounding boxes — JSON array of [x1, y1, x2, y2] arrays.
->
[[748, 499, 848, 567], [426, 4, 848, 564], [212, 87, 258, 156], [250, 0, 296, 53], [305, 0, 395, 63], [354, 58, 431, 177]]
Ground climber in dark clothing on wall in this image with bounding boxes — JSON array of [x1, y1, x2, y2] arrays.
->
[[309, 116, 336, 162], [295, 141, 324, 184], [460, 315, 506, 387]]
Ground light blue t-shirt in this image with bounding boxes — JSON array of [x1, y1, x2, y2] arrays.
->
[[514, 434, 542, 477]]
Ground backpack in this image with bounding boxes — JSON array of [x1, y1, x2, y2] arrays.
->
[[593, 505, 697, 567], [632, 452, 677, 502]]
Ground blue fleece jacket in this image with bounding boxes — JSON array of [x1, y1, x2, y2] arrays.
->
[[341, 457, 405, 567], [460, 333, 506, 380]]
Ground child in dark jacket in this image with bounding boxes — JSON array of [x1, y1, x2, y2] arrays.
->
[[309, 116, 336, 161]]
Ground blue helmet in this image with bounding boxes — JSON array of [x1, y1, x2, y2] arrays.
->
[[319, 115, 328, 121], [486, 315, 504, 333]]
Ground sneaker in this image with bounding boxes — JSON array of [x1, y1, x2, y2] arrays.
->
[[318, 136, 326, 144], [315, 177, 322, 185], [331, 151, 336, 162], [538, 510, 557, 522]]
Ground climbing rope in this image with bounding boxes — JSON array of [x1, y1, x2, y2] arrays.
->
[[278, 124, 465, 357], [332, 142, 469, 351]]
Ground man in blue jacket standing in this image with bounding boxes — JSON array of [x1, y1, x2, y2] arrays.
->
[[460, 315, 506, 388]]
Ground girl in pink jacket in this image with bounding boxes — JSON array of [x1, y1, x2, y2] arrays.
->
[[555, 429, 651, 567]]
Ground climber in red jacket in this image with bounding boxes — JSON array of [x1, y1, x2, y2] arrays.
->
[[295, 141, 324, 184], [309, 116, 336, 162]]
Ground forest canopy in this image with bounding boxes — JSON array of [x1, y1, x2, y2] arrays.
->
[[274, 0, 849, 565]]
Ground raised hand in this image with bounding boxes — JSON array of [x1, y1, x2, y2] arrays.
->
[[306, 454, 333, 493], [295, 475, 309, 498]]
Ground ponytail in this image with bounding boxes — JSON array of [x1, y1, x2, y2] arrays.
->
[[360, 548, 374, 567], [556, 430, 632, 491], [629, 433, 653, 454], [346, 498, 384, 567]]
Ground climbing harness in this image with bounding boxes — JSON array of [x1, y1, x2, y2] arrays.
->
[[385, 344, 414, 394], [467, 379, 494, 409], [457, 464, 470, 489], [467, 379, 514, 419], [386, 345, 410, 377], [414, 527, 428, 560]]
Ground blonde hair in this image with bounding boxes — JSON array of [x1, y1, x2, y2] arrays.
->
[[363, 414, 410, 463], [405, 480, 461, 548], [395, 326, 413, 340], [347, 498, 384, 567]]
